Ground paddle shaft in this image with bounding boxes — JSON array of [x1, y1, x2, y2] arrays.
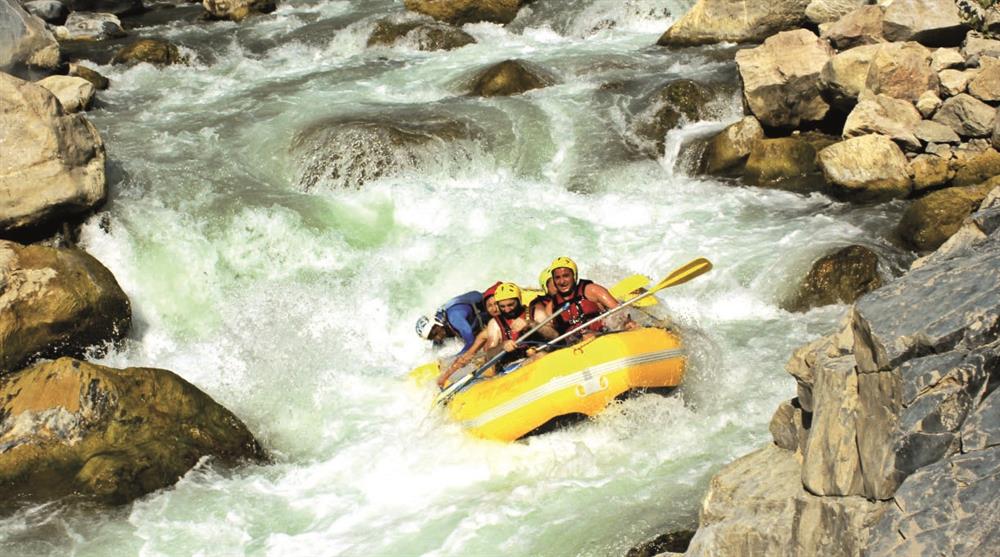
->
[[435, 302, 571, 406]]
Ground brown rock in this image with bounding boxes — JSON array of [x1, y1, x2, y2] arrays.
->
[[111, 38, 183, 66], [630, 80, 713, 157], [818, 5, 885, 50], [68, 63, 109, 90], [0, 358, 266, 504], [367, 17, 475, 51], [865, 41, 938, 102], [933, 93, 996, 138], [968, 57, 1000, 102], [744, 137, 820, 188], [657, 0, 811, 46], [703, 116, 764, 174], [786, 245, 883, 311], [818, 134, 913, 201], [910, 154, 952, 191], [914, 119, 960, 144], [403, 0, 523, 26], [897, 181, 997, 251], [820, 43, 882, 109], [468, 59, 550, 97], [0, 73, 106, 233], [202, 0, 275, 22], [950, 147, 1000, 187], [0, 241, 130, 375], [843, 91, 922, 150], [806, 0, 867, 24], [735, 29, 833, 129]]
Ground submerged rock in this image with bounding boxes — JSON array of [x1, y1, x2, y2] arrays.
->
[[0, 73, 106, 234], [0, 358, 266, 504], [0, 0, 60, 70], [291, 115, 483, 190], [202, 0, 275, 22], [702, 116, 764, 174], [656, 0, 810, 46], [367, 15, 475, 51], [111, 38, 183, 66], [0, 241, 130, 375], [785, 245, 883, 311], [629, 79, 713, 157], [735, 29, 833, 129], [897, 180, 996, 251], [403, 0, 524, 26], [467, 59, 551, 97]]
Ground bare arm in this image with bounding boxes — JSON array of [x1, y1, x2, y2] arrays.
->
[[585, 283, 636, 330]]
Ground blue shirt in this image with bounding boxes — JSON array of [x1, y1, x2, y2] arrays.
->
[[438, 291, 485, 355]]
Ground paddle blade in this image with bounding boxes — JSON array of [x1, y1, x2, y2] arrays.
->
[[649, 257, 713, 294], [409, 361, 441, 385], [609, 274, 651, 299]]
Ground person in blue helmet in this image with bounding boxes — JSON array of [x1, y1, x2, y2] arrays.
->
[[415, 283, 500, 356]]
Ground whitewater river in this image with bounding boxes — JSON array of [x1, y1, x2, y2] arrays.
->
[[3, 1, 910, 555]]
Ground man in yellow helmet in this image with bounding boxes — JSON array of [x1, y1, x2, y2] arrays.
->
[[547, 256, 635, 337]]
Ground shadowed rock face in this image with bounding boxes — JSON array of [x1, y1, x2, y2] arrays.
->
[[468, 59, 552, 97], [897, 180, 997, 252], [403, 0, 524, 26], [291, 116, 484, 190], [0, 358, 266, 504], [785, 245, 883, 312], [0, 241, 131, 376], [367, 16, 475, 51], [629, 79, 714, 157], [111, 38, 183, 66]]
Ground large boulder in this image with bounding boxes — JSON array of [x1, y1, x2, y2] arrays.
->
[[291, 115, 483, 190], [656, 0, 811, 47], [21, 0, 67, 24], [933, 93, 996, 138], [468, 59, 551, 97], [0, 73, 106, 234], [805, 0, 866, 24], [202, 0, 275, 22], [35, 75, 95, 113], [818, 134, 912, 201], [367, 15, 475, 51], [403, 0, 524, 26], [0, 241, 130, 375], [702, 116, 764, 174], [882, 0, 968, 47], [685, 445, 887, 556], [785, 245, 883, 311], [743, 137, 820, 188], [951, 147, 1000, 187], [818, 5, 885, 50], [898, 180, 997, 251], [865, 41, 938, 102], [630, 79, 713, 157], [820, 43, 882, 109], [0, 358, 266, 504], [843, 91, 922, 150], [111, 38, 183, 66], [968, 56, 1000, 102], [0, 0, 59, 70], [53, 12, 126, 41], [735, 29, 833, 129]]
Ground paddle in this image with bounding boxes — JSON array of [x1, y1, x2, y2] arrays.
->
[[534, 257, 713, 354], [433, 302, 572, 407]]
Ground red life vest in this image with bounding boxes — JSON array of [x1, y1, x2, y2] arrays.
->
[[493, 305, 529, 342], [552, 279, 605, 334]]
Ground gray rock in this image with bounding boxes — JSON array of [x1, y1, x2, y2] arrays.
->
[[22, 0, 67, 23], [866, 446, 1000, 556], [962, 32, 1000, 66], [54, 11, 125, 41], [882, 0, 968, 47], [915, 119, 961, 144], [65, 0, 142, 16], [770, 398, 809, 453], [843, 91, 922, 150], [735, 29, 833, 129], [969, 56, 1000, 102], [961, 380, 1000, 451], [933, 93, 996, 138], [0, 0, 59, 70], [819, 5, 885, 50]]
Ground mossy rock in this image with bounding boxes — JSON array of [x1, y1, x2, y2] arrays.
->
[[897, 179, 998, 251], [111, 38, 183, 66], [744, 137, 822, 190], [631, 79, 714, 157], [784, 245, 883, 311], [0, 358, 266, 504]]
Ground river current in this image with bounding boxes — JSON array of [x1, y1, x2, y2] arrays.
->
[[3, 1, 909, 555]]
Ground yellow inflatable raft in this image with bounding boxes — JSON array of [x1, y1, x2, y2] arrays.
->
[[419, 327, 685, 442]]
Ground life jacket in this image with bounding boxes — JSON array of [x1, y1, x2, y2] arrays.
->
[[551, 279, 605, 334], [493, 305, 530, 342]]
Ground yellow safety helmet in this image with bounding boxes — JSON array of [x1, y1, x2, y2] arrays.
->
[[549, 256, 578, 281], [494, 282, 522, 303], [538, 266, 552, 290]]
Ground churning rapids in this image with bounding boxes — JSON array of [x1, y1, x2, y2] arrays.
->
[[3, 1, 911, 555]]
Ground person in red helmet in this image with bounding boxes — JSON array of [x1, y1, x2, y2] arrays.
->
[[547, 256, 635, 337]]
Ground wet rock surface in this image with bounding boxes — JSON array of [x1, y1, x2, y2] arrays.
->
[[367, 15, 475, 51], [0, 358, 266, 504], [467, 59, 552, 97], [785, 245, 883, 311], [111, 38, 183, 65]]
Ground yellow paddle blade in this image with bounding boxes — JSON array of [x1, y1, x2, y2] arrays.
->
[[647, 257, 713, 295], [610, 274, 659, 307], [408, 361, 441, 385]]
